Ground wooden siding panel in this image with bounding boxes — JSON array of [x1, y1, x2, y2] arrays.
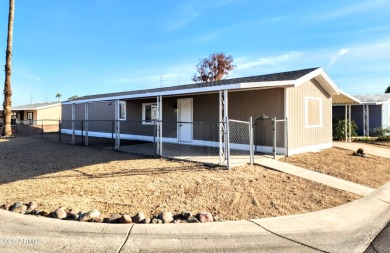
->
[[287, 79, 332, 150]]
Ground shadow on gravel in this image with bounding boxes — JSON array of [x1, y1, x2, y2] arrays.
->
[[0, 137, 210, 185]]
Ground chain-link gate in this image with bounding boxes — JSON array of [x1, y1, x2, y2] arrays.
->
[[255, 115, 288, 159], [228, 118, 254, 167]]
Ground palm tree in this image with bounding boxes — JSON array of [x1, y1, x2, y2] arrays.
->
[[2, 0, 15, 137], [56, 93, 62, 101]]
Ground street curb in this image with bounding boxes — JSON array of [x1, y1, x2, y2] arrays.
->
[[1, 181, 390, 252]]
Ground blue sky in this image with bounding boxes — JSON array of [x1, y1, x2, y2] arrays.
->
[[0, 0, 390, 106]]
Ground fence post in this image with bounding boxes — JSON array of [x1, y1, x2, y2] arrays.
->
[[249, 117, 254, 165], [41, 121, 44, 139], [59, 120, 62, 143], [225, 117, 230, 170], [273, 117, 276, 159]]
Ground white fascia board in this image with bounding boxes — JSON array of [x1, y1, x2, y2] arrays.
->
[[239, 81, 295, 89], [295, 68, 340, 96], [12, 103, 61, 111], [62, 81, 295, 105]]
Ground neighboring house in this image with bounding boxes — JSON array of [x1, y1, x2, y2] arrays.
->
[[333, 94, 390, 136], [61, 67, 357, 156], [0, 102, 61, 126]]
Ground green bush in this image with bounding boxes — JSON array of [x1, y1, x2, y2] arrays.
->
[[332, 118, 358, 140], [371, 127, 390, 141]]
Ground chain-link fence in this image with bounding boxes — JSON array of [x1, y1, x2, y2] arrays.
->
[[0, 120, 60, 140], [229, 119, 254, 165]]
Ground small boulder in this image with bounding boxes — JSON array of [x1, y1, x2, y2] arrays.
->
[[78, 213, 91, 222], [181, 211, 192, 219], [0, 203, 10, 210], [67, 210, 80, 220], [87, 209, 101, 219], [119, 215, 132, 224], [197, 212, 213, 223], [53, 207, 67, 219], [26, 201, 38, 213], [132, 212, 146, 223], [106, 214, 121, 223], [9, 202, 27, 213], [91, 217, 104, 223], [160, 212, 174, 223]]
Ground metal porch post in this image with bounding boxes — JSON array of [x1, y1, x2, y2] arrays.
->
[[85, 102, 89, 146], [156, 96, 163, 156], [71, 103, 75, 144], [363, 105, 370, 138], [249, 117, 254, 165], [348, 105, 352, 142], [273, 117, 276, 159], [114, 99, 120, 149], [344, 105, 348, 142]]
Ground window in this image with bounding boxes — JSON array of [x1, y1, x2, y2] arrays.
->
[[142, 103, 157, 124], [305, 97, 322, 128], [119, 101, 126, 120], [27, 112, 33, 120]]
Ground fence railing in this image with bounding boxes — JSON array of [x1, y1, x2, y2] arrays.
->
[[3, 117, 288, 166]]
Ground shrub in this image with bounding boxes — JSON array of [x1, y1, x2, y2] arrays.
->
[[371, 127, 390, 141], [332, 118, 358, 140]]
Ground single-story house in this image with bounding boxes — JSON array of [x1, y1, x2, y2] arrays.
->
[[61, 67, 357, 156], [333, 94, 390, 136], [0, 102, 61, 126]]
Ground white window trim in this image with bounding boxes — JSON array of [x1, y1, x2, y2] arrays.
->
[[304, 97, 323, 128], [142, 102, 157, 125], [118, 101, 126, 121]]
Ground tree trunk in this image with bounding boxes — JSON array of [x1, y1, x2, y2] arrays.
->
[[3, 0, 14, 136]]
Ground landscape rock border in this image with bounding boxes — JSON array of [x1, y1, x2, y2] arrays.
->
[[0, 201, 223, 224]]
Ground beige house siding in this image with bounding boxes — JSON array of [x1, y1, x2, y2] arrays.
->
[[37, 105, 61, 120], [287, 79, 332, 152]]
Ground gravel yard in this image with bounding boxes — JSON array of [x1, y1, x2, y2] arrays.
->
[[0, 137, 358, 221], [281, 147, 390, 188]]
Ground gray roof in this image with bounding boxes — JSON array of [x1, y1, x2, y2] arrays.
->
[[353, 94, 390, 104], [11, 102, 61, 110], [71, 67, 319, 101]]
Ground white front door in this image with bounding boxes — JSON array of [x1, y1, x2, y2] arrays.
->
[[178, 98, 193, 142]]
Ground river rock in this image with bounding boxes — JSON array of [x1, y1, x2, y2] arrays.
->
[[26, 201, 38, 213], [197, 212, 213, 222], [119, 215, 132, 224], [9, 202, 27, 213], [53, 207, 67, 219], [132, 212, 146, 223], [160, 212, 174, 223], [181, 210, 192, 219]]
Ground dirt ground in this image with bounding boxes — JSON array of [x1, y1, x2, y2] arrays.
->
[[0, 137, 358, 221], [281, 147, 390, 188]]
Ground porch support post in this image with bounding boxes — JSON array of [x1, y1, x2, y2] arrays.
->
[[348, 105, 352, 142], [249, 116, 254, 165], [344, 105, 348, 142], [85, 102, 89, 146], [363, 105, 370, 138], [114, 99, 120, 149], [156, 96, 163, 156], [219, 90, 229, 167], [71, 103, 75, 145], [219, 90, 223, 164]]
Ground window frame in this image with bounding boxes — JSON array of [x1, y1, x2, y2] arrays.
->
[[142, 103, 157, 125], [304, 97, 323, 128], [118, 101, 126, 121]]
